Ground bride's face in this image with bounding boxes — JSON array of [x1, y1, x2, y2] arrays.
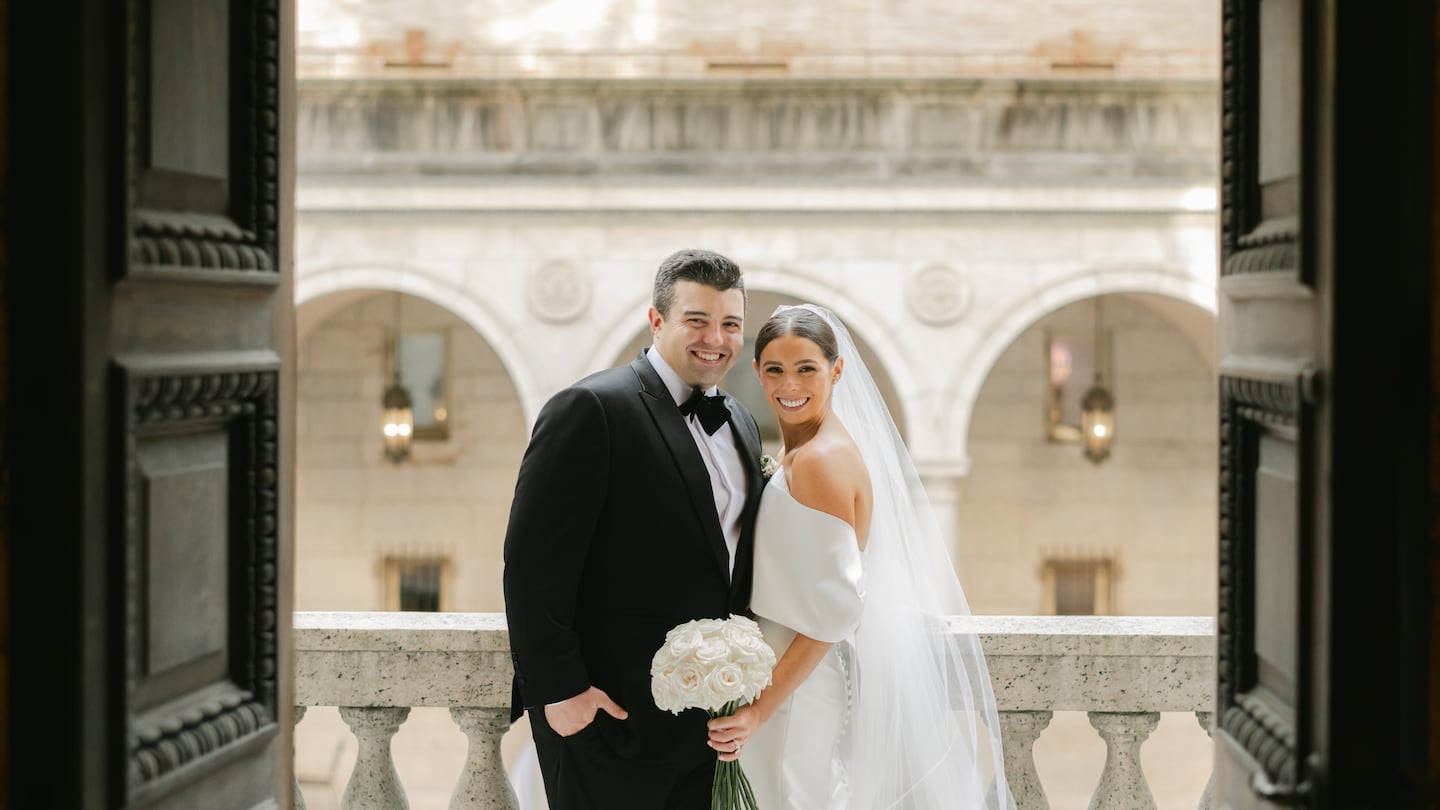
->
[[755, 334, 843, 426]]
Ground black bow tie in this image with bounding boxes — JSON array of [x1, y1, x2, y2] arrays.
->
[[678, 387, 730, 435]]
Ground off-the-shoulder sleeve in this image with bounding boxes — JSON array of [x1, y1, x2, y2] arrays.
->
[[749, 487, 864, 644]]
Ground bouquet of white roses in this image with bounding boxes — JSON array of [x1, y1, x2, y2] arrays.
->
[[651, 615, 776, 810]]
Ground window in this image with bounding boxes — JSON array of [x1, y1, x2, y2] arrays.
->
[[1042, 555, 1114, 615], [397, 331, 450, 440], [383, 557, 449, 611]]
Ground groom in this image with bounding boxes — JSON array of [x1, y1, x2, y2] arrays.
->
[[504, 249, 765, 809]]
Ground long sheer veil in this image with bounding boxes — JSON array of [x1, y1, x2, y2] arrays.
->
[[776, 305, 1012, 809]]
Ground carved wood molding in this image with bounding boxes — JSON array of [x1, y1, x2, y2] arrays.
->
[[1224, 221, 1300, 276], [1217, 373, 1303, 785], [125, 0, 279, 280], [1221, 695, 1298, 783], [132, 690, 269, 781], [1220, 0, 1303, 281], [1220, 0, 1252, 262], [132, 211, 272, 273], [248, 0, 281, 266], [121, 366, 279, 786]]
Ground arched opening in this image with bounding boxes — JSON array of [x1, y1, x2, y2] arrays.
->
[[295, 290, 530, 799], [958, 291, 1217, 617], [608, 289, 908, 447], [958, 291, 1218, 800], [295, 290, 526, 613]]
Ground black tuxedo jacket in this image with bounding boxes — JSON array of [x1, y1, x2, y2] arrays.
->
[[503, 353, 764, 763]]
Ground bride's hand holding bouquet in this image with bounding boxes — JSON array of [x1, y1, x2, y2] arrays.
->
[[651, 615, 775, 810]]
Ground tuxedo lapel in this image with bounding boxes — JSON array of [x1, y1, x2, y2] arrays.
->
[[631, 356, 732, 582], [725, 397, 763, 499], [724, 396, 764, 605]]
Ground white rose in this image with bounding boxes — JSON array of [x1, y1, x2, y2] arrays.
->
[[727, 614, 761, 633], [666, 625, 704, 657], [672, 661, 706, 704], [740, 663, 773, 701], [695, 674, 727, 711], [706, 663, 746, 704], [653, 641, 677, 664], [694, 636, 729, 664], [665, 618, 700, 641], [721, 622, 751, 646], [651, 672, 683, 714], [694, 618, 726, 637], [726, 630, 767, 658]]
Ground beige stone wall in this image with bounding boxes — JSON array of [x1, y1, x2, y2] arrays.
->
[[957, 293, 1218, 617], [296, 292, 526, 612]]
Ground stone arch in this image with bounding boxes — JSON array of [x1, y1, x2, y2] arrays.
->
[[589, 272, 920, 443], [297, 264, 543, 427], [293, 285, 530, 615], [944, 268, 1217, 467]]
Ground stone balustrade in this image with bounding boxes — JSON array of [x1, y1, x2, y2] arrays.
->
[[295, 612, 1214, 809]]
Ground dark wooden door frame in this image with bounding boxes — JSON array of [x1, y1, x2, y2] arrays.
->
[[1318, 2, 1435, 804], [6, 0, 124, 804], [4, 0, 296, 806]]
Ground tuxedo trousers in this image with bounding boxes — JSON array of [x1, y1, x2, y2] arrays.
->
[[529, 708, 715, 810]]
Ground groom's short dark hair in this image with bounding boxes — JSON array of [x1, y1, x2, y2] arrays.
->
[[653, 249, 746, 318]]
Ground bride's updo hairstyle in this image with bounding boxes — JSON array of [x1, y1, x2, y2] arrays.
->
[[754, 307, 840, 364]]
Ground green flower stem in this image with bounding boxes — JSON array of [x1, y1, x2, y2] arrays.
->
[[708, 700, 759, 810]]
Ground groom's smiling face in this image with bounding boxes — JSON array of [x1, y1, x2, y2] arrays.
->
[[648, 280, 746, 389]]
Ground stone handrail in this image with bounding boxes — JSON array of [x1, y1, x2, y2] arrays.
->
[[294, 612, 1215, 809]]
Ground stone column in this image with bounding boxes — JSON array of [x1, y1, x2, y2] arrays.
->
[[916, 465, 966, 564], [997, 710, 1052, 810], [294, 706, 308, 810], [1196, 711, 1214, 810], [339, 706, 411, 810], [1086, 712, 1159, 810], [449, 707, 521, 810]]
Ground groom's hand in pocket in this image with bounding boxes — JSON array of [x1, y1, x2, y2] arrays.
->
[[545, 686, 628, 737]]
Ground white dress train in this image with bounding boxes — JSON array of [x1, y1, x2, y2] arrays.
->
[[741, 469, 865, 810]]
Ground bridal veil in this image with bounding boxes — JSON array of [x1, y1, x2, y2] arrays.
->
[[776, 304, 1013, 810]]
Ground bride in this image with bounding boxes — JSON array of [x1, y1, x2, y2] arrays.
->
[[706, 305, 1012, 809]]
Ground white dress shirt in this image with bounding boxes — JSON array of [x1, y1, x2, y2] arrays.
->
[[646, 346, 748, 579]]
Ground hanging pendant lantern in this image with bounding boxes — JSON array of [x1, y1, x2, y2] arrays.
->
[[1081, 377, 1115, 464], [381, 291, 414, 463], [382, 373, 414, 463], [1081, 295, 1115, 464]]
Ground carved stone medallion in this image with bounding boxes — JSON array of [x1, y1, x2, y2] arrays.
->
[[527, 260, 592, 324], [906, 264, 970, 325]]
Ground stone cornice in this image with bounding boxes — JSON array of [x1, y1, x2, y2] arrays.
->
[[296, 181, 1219, 215], [297, 76, 1218, 181]]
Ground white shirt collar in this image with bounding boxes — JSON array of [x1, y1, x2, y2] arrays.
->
[[645, 345, 720, 406]]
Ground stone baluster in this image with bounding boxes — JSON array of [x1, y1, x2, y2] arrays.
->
[[997, 710, 1052, 810], [339, 706, 412, 810], [1086, 712, 1159, 810], [449, 707, 521, 810], [1196, 712, 1214, 810], [294, 706, 308, 810]]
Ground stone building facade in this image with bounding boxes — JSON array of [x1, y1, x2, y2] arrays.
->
[[294, 75, 1220, 618], [292, 1, 1221, 807]]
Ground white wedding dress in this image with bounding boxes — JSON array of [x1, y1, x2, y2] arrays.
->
[[735, 304, 1011, 810], [741, 467, 865, 810]]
